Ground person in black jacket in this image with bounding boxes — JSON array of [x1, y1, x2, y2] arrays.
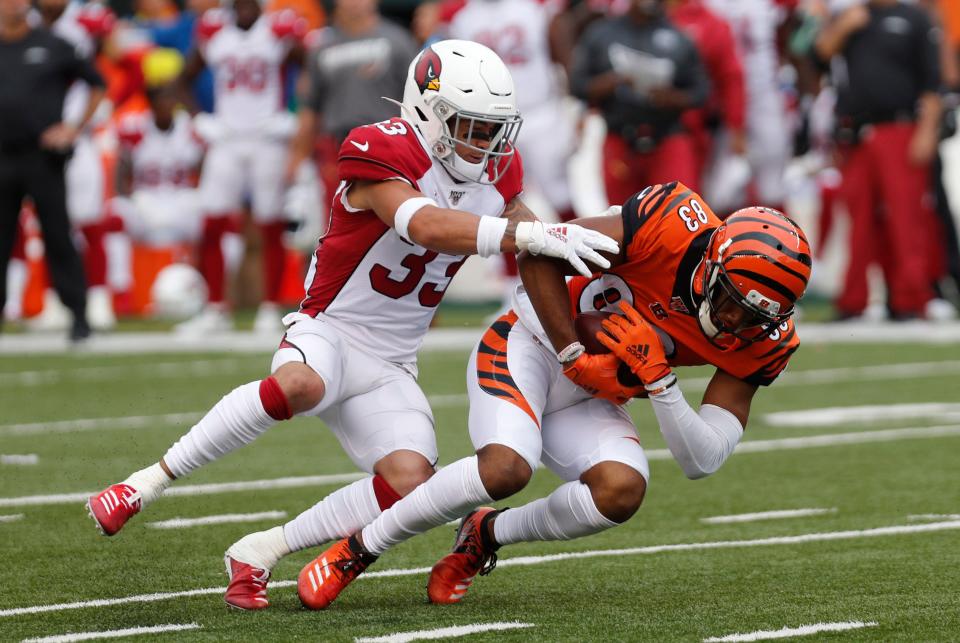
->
[[0, 0, 105, 340]]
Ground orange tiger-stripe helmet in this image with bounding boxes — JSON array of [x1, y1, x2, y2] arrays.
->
[[698, 206, 813, 347]]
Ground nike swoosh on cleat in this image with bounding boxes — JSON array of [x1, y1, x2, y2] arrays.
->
[[350, 140, 369, 152]]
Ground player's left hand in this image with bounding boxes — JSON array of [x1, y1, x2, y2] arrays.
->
[[597, 301, 672, 385], [516, 221, 620, 277], [562, 351, 645, 405]]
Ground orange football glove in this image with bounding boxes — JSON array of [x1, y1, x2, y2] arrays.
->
[[562, 351, 646, 405], [596, 301, 672, 386]]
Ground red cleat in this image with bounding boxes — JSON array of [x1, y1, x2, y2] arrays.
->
[[86, 483, 141, 536], [427, 507, 500, 605], [297, 535, 377, 610], [224, 555, 271, 610]]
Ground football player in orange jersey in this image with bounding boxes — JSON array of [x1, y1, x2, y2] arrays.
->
[[292, 180, 811, 609]]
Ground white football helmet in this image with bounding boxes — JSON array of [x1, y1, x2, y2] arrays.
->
[[400, 39, 522, 184]]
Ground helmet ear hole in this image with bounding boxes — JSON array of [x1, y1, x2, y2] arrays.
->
[[414, 106, 428, 122]]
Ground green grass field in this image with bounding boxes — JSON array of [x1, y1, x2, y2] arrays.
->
[[1, 340, 959, 642]]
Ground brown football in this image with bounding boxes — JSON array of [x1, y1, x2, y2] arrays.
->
[[574, 310, 646, 394], [574, 311, 613, 354]]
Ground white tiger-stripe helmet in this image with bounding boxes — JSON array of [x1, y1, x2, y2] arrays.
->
[[400, 39, 522, 184]]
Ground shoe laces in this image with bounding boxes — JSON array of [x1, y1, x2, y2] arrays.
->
[[331, 540, 377, 581], [454, 517, 498, 576], [119, 487, 142, 511], [249, 567, 269, 586]]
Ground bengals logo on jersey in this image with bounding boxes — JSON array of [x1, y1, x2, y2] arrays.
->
[[414, 47, 442, 94]]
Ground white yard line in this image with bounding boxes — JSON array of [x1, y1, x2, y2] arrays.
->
[[22, 623, 201, 643], [0, 472, 364, 508], [0, 514, 24, 523], [2, 361, 959, 439], [638, 424, 960, 462], [3, 424, 959, 509], [1, 454, 38, 465], [684, 359, 960, 393], [703, 621, 878, 642], [908, 513, 960, 521], [764, 403, 960, 427], [354, 622, 534, 643], [4, 322, 960, 355], [0, 395, 465, 438], [701, 508, 837, 524], [0, 413, 203, 437], [728, 424, 960, 455], [2, 520, 959, 618], [147, 510, 287, 529], [0, 358, 259, 387]]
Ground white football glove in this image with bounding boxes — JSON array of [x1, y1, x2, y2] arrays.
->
[[515, 221, 620, 277]]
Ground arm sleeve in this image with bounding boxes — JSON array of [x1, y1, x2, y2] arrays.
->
[[648, 385, 743, 479]]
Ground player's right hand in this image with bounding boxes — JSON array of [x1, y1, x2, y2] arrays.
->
[[562, 351, 644, 405], [515, 221, 620, 277]]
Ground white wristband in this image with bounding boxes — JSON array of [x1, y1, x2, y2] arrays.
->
[[556, 341, 585, 363], [477, 216, 509, 257], [393, 197, 437, 243]]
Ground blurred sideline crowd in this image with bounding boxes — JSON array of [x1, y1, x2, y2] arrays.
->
[[2, 0, 960, 341]]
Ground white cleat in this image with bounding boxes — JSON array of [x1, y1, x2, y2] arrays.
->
[[174, 306, 232, 335], [926, 298, 958, 322], [28, 290, 71, 332], [252, 302, 283, 334], [87, 286, 117, 331]]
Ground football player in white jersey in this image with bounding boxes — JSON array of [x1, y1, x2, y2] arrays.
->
[[175, 0, 306, 334], [109, 50, 205, 249], [705, 0, 792, 211], [35, 0, 116, 330], [87, 40, 619, 610]]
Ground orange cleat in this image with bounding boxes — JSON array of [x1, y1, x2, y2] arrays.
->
[[297, 535, 377, 610], [86, 483, 141, 536], [427, 507, 500, 604], [224, 555, 271, 610]]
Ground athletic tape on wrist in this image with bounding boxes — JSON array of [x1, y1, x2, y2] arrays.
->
[[513, 220, 541, 253], [393, 197, 437, 243], [477, 216, 510, 257], [557, 341, 585, 364]]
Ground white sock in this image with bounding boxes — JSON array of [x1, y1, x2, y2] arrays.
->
[[361, 456, 492, 556], [226, 526, 291, 572], [282, 476, 383, 552], [105, 232, 132, 292], [162, 381, 276, 479], [122, 463, 172, 506], [4, 258, 26, 320], [493, 481, 617, 546]]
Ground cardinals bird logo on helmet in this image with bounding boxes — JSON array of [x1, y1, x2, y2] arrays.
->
[[414, 47, 442, 94]]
